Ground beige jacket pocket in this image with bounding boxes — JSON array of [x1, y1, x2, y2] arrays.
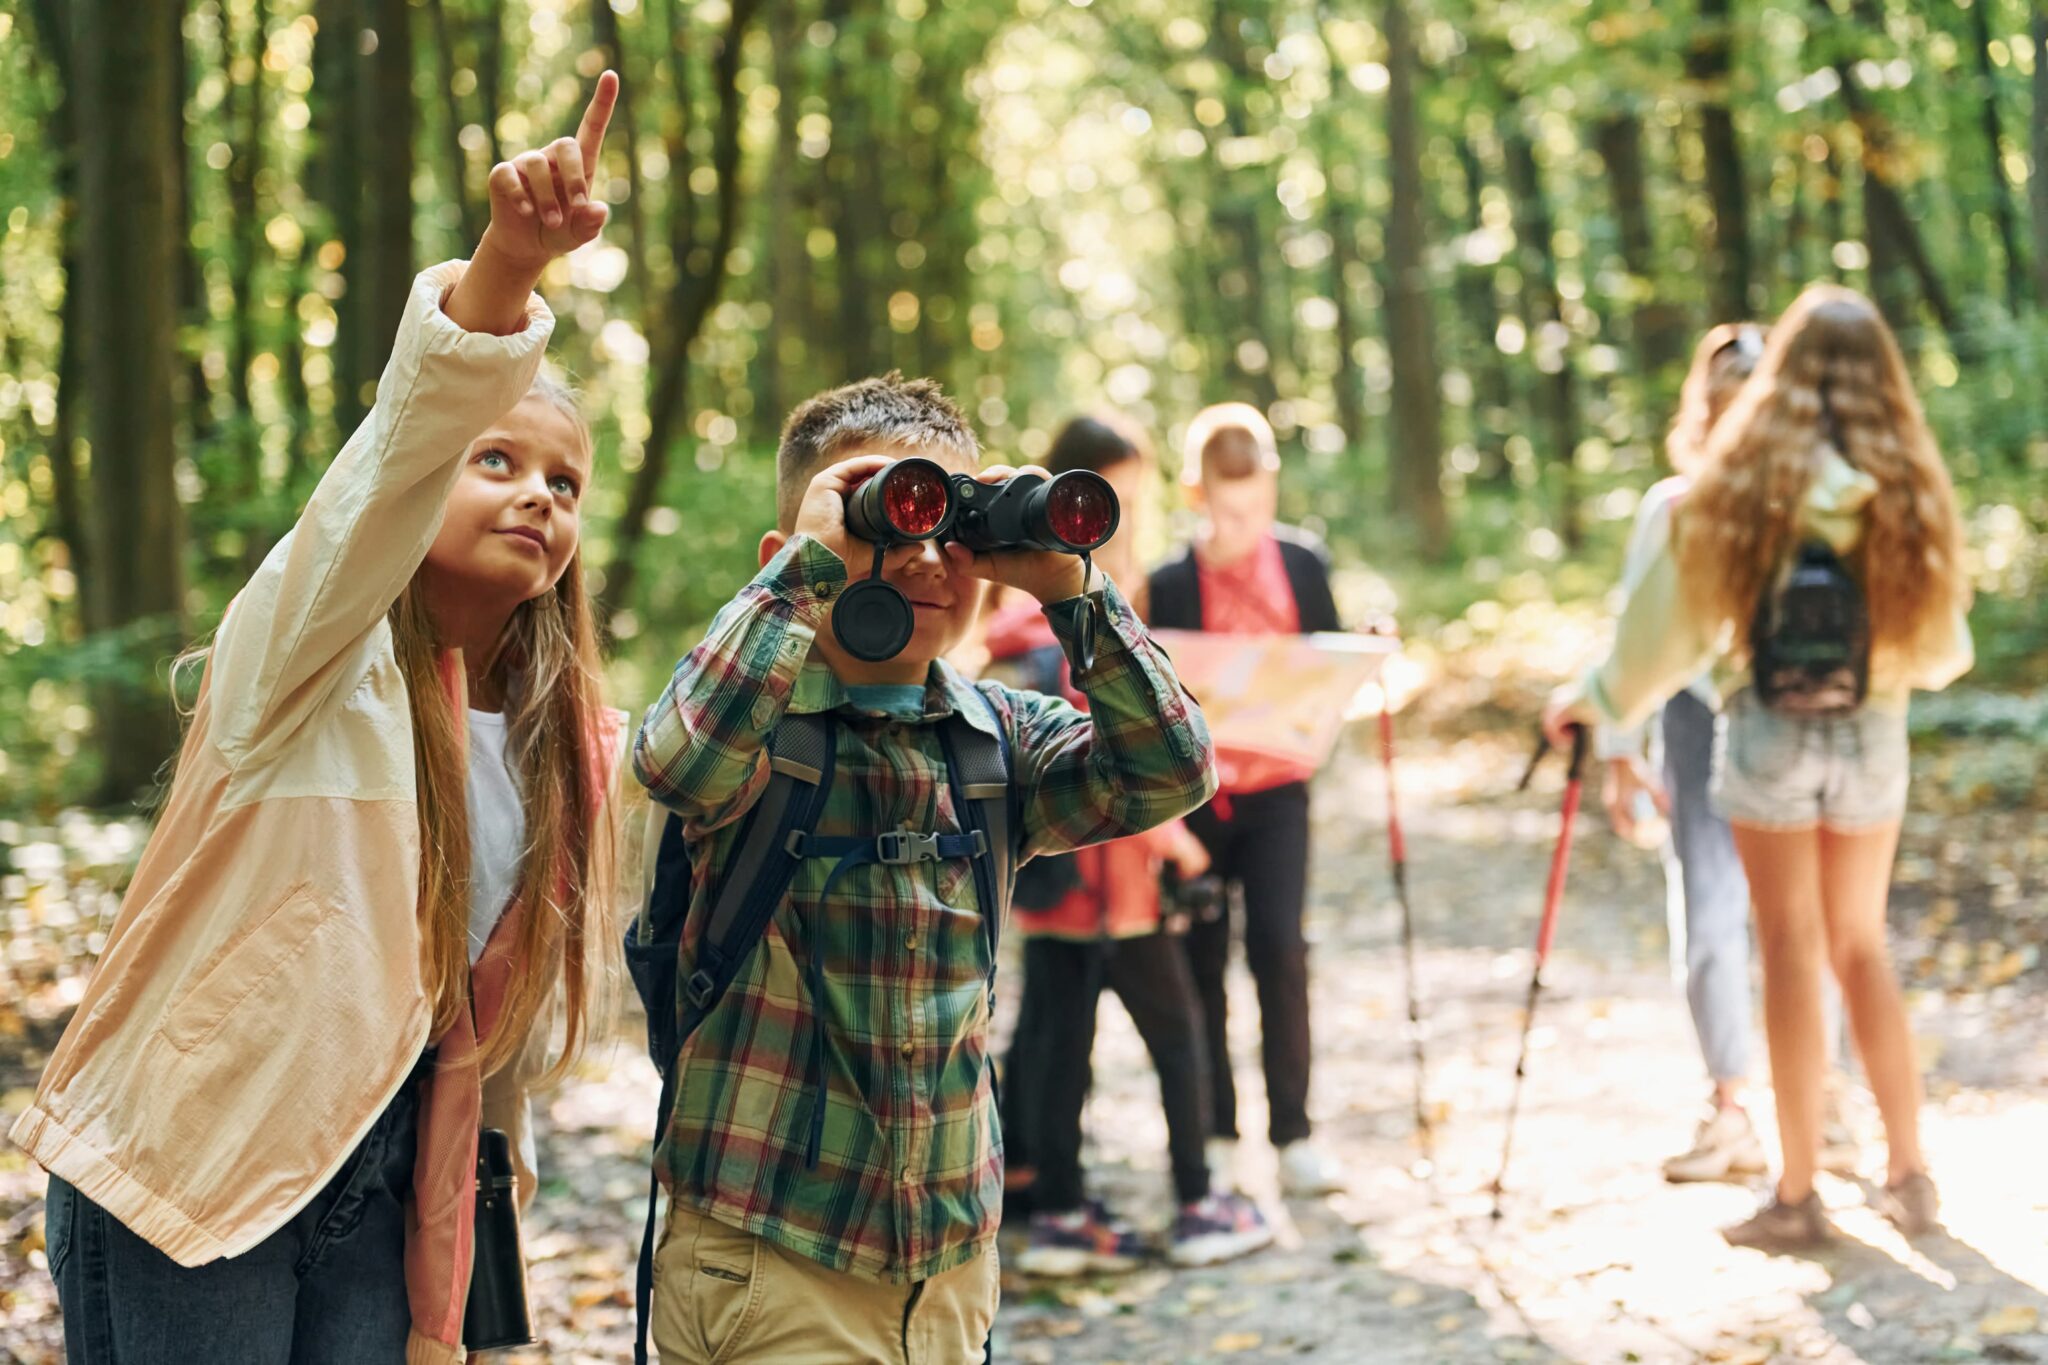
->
[[158, 882, 336, 1053]]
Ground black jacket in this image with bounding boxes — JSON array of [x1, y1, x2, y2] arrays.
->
[[1147, 524, 1343, 635]]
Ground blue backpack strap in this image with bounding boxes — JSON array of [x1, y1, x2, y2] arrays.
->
[[633, 713, 838, 1365]]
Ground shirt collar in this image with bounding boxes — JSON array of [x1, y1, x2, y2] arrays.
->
[[788, 658, 1002, 738]]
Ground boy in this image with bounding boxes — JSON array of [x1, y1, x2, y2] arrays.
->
[[1147, 402, 1347, 1199], [633, 374, 1217, 1362]]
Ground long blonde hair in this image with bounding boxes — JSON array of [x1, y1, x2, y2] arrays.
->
[[1667, 322, 1763, 476], [1675, 285, 1968, 678], [398, 368, 616, 1082]]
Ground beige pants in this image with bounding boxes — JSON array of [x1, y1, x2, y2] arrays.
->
[[651, 1203, 1000, 1364]]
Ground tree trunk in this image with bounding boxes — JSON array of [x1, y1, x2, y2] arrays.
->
[[23, 0, 94, 626], [426, 0, 484, 247], [1502, 107, 1582, 549], [606, 0, 764, 616], [356, 0, 417, 412], [1685, 0, 1752, 321], [1593, 112, 1687, 371], [78, 0, 189, 802], [1453, 132, 1513, 482], [1969, 0, 2027, 315], [167, 0, 210, 437], [590, 0, 652, 327], [227, 0, 269, 571], [1382, 0, 1448, 558], [311, 0, 367, 436], [1208, 0, 1282, 413], [2034, 4, 2048, 309]]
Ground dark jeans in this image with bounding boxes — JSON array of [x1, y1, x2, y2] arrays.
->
[[1183, 782, 1314, 1146], [1012, 931, 1213, 1210], [47, 1060, 424, 1364]]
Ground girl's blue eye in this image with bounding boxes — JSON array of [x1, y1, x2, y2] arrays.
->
[[479, 450, 510, 470], [550, 476, 580, 498]]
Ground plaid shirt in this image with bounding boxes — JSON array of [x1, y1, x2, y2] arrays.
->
[[634, 535, 1217, 1281]]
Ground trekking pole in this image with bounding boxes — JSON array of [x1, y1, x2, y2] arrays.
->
[[1377, 696, 1433, 1176], [1491, 723, 1589, 1222]]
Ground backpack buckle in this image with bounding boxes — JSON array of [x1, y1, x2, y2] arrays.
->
[[683, 969, 719, 1009], [876, 828, 941, 864]]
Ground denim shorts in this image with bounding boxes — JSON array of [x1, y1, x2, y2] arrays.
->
[[1711, 687, 1910, 833]]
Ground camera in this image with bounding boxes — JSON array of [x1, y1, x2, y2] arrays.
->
[[832, 458, 1120, 663]]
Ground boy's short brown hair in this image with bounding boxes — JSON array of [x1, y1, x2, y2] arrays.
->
[[776, 372, 980, 530], [1180, 402, 1280, 486]]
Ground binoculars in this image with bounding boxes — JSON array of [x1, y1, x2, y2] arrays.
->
[[832, 458, 1120, 663]]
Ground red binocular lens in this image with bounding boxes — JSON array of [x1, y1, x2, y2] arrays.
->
[[1045, 476, 1117, 552], [846, 456, 955, 543]]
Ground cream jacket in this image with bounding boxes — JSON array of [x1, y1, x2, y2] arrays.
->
[[10, 262, 594, 1363]]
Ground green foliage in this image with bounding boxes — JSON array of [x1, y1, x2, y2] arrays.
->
[[1, 0, 2045, 810]]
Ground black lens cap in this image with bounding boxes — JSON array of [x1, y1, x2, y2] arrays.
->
[[832, 577, 916, 662]]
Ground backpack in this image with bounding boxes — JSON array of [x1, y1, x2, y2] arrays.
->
[[624, 694, 1017, 1365], [1750, 540, 1870, 715]]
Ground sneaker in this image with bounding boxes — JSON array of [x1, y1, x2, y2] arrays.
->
[[1169, 1191, 1275, 1267], [1277, 1140, 1346, 1198], [1014, 1202, 1148, 1277], [1663, 1107, 1768, 1183], [1205, 1137, 1241, 1195], [1722, 1192, 1832, 1250], [1877, 1171, 1939, 1237]]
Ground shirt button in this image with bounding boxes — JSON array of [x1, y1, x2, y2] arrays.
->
[[900, 1040, 916, 1060], [905, 934, 921, 952], [817, 581, 837, 600], [901, 1167, 913, 1184], [751, 698, 775, 727]]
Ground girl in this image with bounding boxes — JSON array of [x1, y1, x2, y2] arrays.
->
[[1547, 285, 1973, 1248], [16, 75, 628, 1362], [991, 414, 1271, 1272], [1600, 324, 1770, 1182]]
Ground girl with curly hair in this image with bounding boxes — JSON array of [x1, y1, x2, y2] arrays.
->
[[1548, 285, 1973, 1248]]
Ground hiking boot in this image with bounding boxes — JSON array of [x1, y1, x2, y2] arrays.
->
[[1663, 1107, 1768, 1183], [1014, 1201, 1148, 1277], [1205, 1137, 1241, 1195], [1168, 1191, 1275, 1268], [1877, 1172, 1939, 1237], [1722, 1192, 1832, 1251], [1277, 1139, 1347, 1198]]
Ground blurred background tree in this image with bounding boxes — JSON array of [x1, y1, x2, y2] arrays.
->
[[0, 0, 2043, 810]]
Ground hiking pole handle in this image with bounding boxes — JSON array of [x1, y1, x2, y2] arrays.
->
[[1517, 722, 1589, 792]]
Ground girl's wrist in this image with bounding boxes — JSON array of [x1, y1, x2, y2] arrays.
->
[[445, 230, 545, 335]]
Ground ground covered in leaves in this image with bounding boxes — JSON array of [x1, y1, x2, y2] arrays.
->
[[4, 630, 2048, 1362]]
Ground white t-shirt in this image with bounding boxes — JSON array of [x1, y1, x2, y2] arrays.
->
[[466, 709, 527, 963]]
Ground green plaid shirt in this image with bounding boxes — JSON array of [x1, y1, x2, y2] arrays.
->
[[633, 535, 1216, 1281]]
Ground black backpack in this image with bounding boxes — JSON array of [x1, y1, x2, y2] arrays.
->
[[1750, 540, 1870, 715], [624, 696, 1017, 1365]]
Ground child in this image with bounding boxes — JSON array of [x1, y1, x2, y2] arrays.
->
[[1147, 403, 1347, 1198], [989, 414, 1272, 1274], [1601, 324, 1769, 1181], [634, 376, 1217, 1361], [1547, 285, 1973, 1248], [16, 76, 626, 1363]]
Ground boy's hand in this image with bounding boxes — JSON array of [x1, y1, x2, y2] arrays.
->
[[478, 71, 618, 276], [942, 467, 1094, 604], [793, 453, 898, 571]]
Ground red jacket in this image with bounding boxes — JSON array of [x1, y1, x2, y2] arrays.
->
[[984, 599, 1180, 941]]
